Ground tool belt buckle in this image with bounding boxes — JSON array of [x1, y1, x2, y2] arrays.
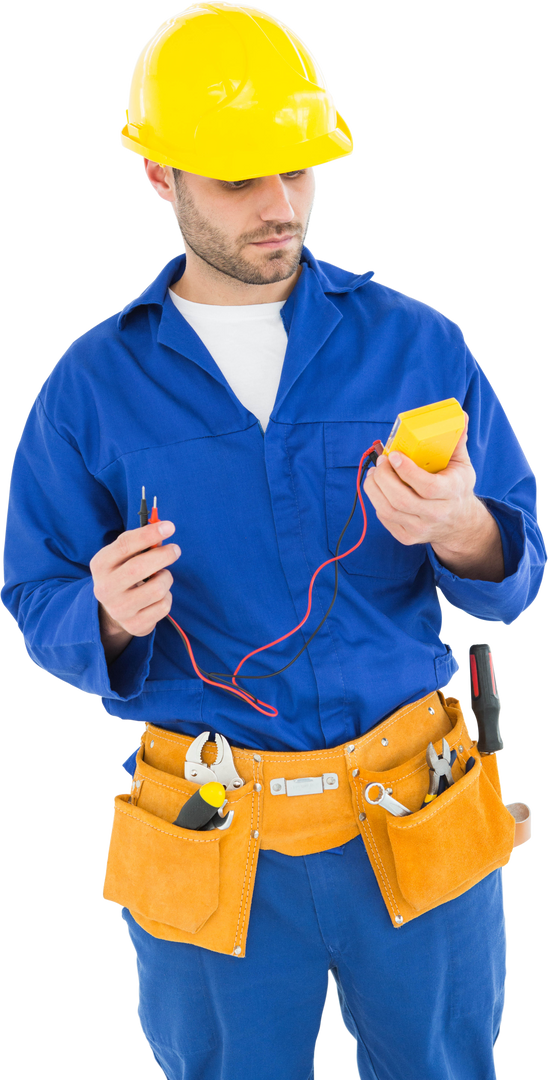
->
[[269, 773, 339, 796]]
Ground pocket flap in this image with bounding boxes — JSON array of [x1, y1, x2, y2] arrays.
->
[[386, 753, 516, 910], [104, 795, 220, 933]]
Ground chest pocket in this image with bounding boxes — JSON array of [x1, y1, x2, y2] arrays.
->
[[324, 422, 427, 579]]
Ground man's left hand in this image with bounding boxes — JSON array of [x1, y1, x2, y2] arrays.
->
[[362, 414, 505, 581]]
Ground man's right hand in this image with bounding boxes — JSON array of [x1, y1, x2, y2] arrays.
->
[[90, 520, 181, 662]]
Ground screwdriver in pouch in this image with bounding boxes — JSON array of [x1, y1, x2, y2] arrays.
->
[[469, 644, 503, 754], [173, 781, 226, 830]]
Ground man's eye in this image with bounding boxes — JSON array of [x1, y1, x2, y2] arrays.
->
[[224, 171, 306, 191]]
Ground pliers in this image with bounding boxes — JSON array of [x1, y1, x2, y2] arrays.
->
[[184, 731, 244, 792], [423, 738, 456, 804]]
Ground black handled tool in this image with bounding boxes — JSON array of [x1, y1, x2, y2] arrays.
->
[[173, 781, 225, 830], [469, 644, 503, 754]]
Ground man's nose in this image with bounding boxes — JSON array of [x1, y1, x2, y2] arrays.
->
[[257, 175, 296, 222]]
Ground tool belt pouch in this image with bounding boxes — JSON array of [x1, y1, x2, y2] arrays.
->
[[103, 735, 263, 957], [350, 696, 517, 927]]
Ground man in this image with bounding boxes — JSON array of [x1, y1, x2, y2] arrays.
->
[[2, 5, 545, 1080]]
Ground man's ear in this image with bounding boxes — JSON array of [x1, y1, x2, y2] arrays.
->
[[143, 159, 177, 203]]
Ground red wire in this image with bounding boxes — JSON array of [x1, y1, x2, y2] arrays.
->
[[166, 447, 372, 718]]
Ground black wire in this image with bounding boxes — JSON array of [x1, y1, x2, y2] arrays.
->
[[165, 453, 376, 699]]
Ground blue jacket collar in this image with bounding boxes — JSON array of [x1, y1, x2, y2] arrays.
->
[[116, 249, 374, 420]]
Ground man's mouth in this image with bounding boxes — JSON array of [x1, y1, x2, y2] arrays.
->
[[249, 234, 297, 249]]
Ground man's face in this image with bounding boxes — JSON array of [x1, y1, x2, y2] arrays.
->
[[172, 169, 315, 285]]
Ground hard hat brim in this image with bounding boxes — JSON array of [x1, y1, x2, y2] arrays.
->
[[117, 114, 356, 181]]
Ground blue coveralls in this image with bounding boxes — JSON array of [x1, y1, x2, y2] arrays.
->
[[2, 249, 545, 1079]]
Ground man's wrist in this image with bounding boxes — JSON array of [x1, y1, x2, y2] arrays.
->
[[98, 601, 125, 637], [98, 603, 134, 664], [431, 498, 505, 582]]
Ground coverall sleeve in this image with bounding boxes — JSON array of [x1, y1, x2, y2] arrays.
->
[[1, 396, 155, 698], [426, 349, 546, 622]]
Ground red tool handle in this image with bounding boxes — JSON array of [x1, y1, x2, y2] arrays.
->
[[469, 644, 503, 754]]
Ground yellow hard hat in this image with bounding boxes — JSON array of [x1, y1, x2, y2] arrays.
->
[[121, 3, 352, 180]]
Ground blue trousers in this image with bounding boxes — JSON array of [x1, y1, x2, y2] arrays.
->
[[123, 834, 505, 1080]]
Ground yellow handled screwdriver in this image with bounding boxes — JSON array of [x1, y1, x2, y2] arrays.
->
[[173, 782, 226, 830]]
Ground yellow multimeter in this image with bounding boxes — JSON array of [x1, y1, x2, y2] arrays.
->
[[382, 398, 466, 473]]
